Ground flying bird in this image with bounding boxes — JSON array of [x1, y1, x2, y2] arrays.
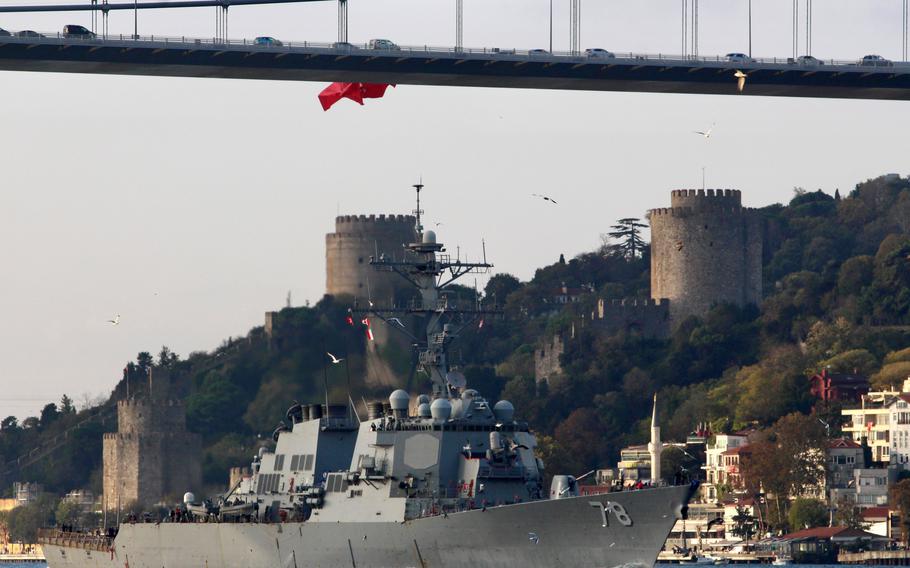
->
[[528, 533, 540, 544], [694, 124, 715, 140], [327, 352, 344, 365], [532, 193, 558, 205], [734, 70, 748, 93], [107, 314, 121, 326]]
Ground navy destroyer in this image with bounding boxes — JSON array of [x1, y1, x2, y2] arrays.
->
[[40, 184, 694, 568]]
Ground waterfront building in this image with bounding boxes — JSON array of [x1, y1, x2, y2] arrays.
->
[[853, 467, 898, 508], [702, 433, 749, 502], [842, 387, 901, 464]]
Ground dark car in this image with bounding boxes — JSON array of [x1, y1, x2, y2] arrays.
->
[[63, 24, 96, 39], [254, 36, 283, 47], [0, 28, 11, 37], [15, 30, 45, 39], [860, 54, 893, 67]]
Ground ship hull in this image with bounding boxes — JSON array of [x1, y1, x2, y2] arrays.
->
[[44, 485, 692, 568]]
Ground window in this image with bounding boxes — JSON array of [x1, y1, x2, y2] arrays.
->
[[304, 454, 315, 471], [274, 454, 286, 471], [290, 455, 300, 471]]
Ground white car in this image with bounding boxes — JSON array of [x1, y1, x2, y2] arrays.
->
[[725, 52, 754, 64], [528, 48, 549, 56], [584, 48, 615, 59], [368, 38, 399, 51], [860, 54, 892, 67]]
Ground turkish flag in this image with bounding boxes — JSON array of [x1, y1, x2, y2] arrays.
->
[[318, 82, 394, 111]]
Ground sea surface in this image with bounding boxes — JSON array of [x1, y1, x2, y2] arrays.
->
[[0, 564, 893, 568]]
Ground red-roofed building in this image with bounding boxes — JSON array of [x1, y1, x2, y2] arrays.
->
[[809, 369, 870, 403]]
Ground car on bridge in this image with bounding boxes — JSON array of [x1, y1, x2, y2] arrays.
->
[[254, 36, 283, 47], [725, 53, 755, 64], [584, 48, 616, 59], [860, 54, 893, 67], [14, 30, 44, 38], [332, 41, 357, 51], [0, 28, 10, 37], [63, 24, 95, 39], [528, 49, 549, 56], [369, 39, 399, 50], [793, 55, 824, 66]]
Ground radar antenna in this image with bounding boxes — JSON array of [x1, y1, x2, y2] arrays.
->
[[355, 183, 501, 397]]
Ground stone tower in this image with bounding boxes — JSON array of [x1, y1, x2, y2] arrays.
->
[[648, 189, 762, 325], [325, 214, 418, 306], [103, 398, 202, 509]]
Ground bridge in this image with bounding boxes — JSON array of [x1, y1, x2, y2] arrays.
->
[[2, 33, 910, 100], [1, 1, 910, 99]]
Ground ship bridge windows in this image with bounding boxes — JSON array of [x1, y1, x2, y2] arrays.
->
[[288, 454, 315, 471], [256, 473, 281, 494], [274, 455, 286, 471], [326, 473, 349, 493]]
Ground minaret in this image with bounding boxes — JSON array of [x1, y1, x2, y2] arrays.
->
[[648, 393, 662, 484]]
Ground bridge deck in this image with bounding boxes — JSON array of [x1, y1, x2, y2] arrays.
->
[[1, 35, 909, 100]]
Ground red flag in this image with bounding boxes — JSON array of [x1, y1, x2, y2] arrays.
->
[[478, 318, 484, 330], [361, 317, 374, 341], [345, 315, 354, 326], [318, 82, 394, 111]]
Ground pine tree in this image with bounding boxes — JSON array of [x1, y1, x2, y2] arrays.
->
[[608, 218, 648, 259]]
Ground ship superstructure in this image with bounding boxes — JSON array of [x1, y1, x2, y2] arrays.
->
[[40, 183, 695, 568]]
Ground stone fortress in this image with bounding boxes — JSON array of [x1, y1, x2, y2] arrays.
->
[[102, 373, 202, 510], [325, 214, 418, 310], [536, 189, 763, 382]]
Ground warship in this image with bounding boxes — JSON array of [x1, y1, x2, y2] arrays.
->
[[40, 184, 695, 568]]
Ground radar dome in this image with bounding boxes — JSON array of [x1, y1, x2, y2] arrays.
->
[[183, 492, 196, 505], [417, 394, 431, 406], [462, 389, 478, 401], [422, 230, 437, 244], [417, 403, 432, 418], [389, 389, 410, 411], [430, 398, 452, 422], [493, 400, 515, 422]]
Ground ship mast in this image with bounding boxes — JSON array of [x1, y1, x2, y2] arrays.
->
[[362, 183, 499, 397]]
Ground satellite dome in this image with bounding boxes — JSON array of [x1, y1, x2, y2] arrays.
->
[[422, 230, 437, 244], [389, 389, 410, 411], [417, 403, 432, 418], [417, 394, 431, 406], [183, 492, 196, 505], [493, 400, 515, 422], [430, 398, 452, 422]]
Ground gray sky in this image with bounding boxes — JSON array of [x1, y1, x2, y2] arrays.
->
[[0, 0, 908, 420]]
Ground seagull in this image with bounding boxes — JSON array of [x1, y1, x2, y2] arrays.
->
[[327, 352, 344, 365], [435, 222, 444, 227], [528, 533, 540, 544], [734, 70, 748, 93], [694, 123, 715, 140], [531, 193, 558, 205], [107, 314, 121, 326]]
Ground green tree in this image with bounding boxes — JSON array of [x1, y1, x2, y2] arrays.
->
[[788, 498, 828, 531], [6, 494, 57, 542], [730, 506, 757, 541], [484, 274, 522, 304], [606, 218, 648, 260], [39, 403, 59, 428], [55, 500, 83, 528], [59, 395, 76, 415]]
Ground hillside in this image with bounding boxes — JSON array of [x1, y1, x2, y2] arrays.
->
[[2, 173, 909, 499]]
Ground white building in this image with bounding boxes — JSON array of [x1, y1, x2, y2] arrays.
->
[[842, 388, 900, 464], [888, 393, 910, 467], [702, 433, 749, 502]]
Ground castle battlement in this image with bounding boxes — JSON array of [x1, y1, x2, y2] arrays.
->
[[603, 298, 670, 308], [669, 188, 742, 210], [335, 214, 415, 226], [647, 205, 750, 218], [117, 399, 184, 408]]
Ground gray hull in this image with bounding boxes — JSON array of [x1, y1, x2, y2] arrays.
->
[[44, 485, 692, 568]]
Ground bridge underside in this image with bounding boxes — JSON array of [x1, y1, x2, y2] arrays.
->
[[1, 39, 910, 100]]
